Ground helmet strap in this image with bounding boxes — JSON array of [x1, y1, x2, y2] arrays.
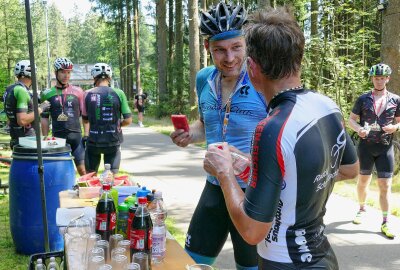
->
[[374, 87, 386, 92], [55, 70, 68, 89]]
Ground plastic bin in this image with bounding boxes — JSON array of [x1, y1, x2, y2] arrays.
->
[[9, 145, 75, 255], [28, 250, 65, 270]]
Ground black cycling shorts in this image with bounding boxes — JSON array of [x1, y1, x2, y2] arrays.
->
[[357, 140, 394, 178], [184, 181, 258, 267], [85, 144, 121, 174], [137, 105, 145, 113], [54, 131, 85, 164]]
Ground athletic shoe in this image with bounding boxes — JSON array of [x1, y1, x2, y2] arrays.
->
[[352, 210, 366, 224], [139, 122, 144, 128], [381, 222, 395, 239]]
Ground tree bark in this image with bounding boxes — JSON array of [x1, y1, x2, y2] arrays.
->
[[126, 0, 133, 98], [381, 2, 400, 94], [133, 0, 141, 94], [156, 0, 168, 102], [188, 0, 200, 119], [175, 0, 184, 109], [168, 0, 174, 97]]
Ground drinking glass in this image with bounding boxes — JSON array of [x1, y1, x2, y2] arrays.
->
[[111, 254, 128, 270], [87, 255, 105, 270], [132, 252, 149, 270], [95, 240, 110, 263], [97, 264, 113, 269], [111, 247, 127, 258], [187, 264, 214, 270], [110, 234, 124, 252], [126, 263, 141, 270], [117, 240, 131, 261]]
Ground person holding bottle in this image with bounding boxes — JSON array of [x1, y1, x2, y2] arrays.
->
[[82, 63, 132, 173], [170, 2, 266, 269], [348, 63, 400, 239], [204, 6, 358, 269]]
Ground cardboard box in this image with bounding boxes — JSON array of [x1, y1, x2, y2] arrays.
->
[[19, 136, 66, 148]]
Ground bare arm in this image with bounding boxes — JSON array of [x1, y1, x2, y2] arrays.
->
[[121, 116, 132, 127], [41, 117, 50, 137], [336, 160, 359, 181], [382, 116, 400, 134], [170, 119, 206, 147], [17, 108, 43, 126], [204, 143, 271, 244], [348, 112, 369, 139], [83, 119, 89, 137]]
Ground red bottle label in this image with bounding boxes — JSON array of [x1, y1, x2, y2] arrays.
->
[[238, 166, 251, 183], [131, 229, 146, 250], [96, 212, 117, 231]]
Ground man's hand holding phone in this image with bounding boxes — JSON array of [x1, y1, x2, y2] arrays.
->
[[170, 114, 191, 147]]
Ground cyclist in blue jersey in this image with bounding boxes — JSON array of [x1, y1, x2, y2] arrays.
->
[[348, 63, 400, 239], [204, 7, 358, 270], [4, 60, 50, 149], [170, 2, 267, 269]]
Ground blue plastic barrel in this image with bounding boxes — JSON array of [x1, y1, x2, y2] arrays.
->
[[9, 145, 75, 255]]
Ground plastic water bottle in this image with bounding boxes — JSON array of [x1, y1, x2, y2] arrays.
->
[[101, 164, 118, 210], [231, 152, 251, 183], [149, 191, 167, 263], [35, 258, 46, 270], [47, 257, 60, 270]]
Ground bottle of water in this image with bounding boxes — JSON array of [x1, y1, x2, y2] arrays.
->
[[148, 191, 167, 264], [100, 164, 118, 210], [47, 257, 59, 270], [231, 152, 251, 183], [35, 258, 46, 270]]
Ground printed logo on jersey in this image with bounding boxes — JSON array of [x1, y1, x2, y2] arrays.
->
[[265, 199, 283, 243], [281, 180, 286, 190], [294, 228, 312, 263], [239, 85, 250, 96], [185, 234, 191, 247], [313, 129, 345, 192], [249, 110, 279, 188], [91, 94, 97, 102]]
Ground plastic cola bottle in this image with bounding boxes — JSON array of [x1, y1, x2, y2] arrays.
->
[[96, 183, 117, 241], [130, 197, 153, 269]]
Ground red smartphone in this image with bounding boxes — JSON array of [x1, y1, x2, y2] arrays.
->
[[171, 114, 189, 132]]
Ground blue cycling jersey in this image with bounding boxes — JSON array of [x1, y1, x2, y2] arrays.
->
[[196, 66, 268, 188]]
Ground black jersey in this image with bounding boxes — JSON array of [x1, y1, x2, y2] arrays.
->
[[82, 86, 131, 147], [244, 89, 357, 267]]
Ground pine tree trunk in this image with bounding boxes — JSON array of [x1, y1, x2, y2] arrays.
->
[[133, 0, 141, 94], [188, 0, 200, 119], [156, 0, 168, 103], [381, 2, 400, 94]]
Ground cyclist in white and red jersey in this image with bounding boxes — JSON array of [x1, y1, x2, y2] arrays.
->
[[204, 7, 359, 270]]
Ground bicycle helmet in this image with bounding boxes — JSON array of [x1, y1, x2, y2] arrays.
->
[[200, 1, 247, 37], [369, 63, 392, 76], [91, 63, 112, 79], [14, 60, 32, 78], [54, 57, 73, 71]]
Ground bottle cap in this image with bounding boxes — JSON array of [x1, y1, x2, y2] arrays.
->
[[104, 163, 111, 170], [136, 187, 151, 198], [138, 197, 147, 204], [102, 184, 111, 191], [118, 202, 129, 212], [147, 193, 154, 203]]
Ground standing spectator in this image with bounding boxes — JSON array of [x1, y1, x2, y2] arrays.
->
[[4, 60, 50, 149], [348, 63, 400, 239], [134, 90, 147, 127], [82, 63, 132, 173], [170, 2, 267, 269], [40, 57, 87, 175], [204, 7, 358, 269]]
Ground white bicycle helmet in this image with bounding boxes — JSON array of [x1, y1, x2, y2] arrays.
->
[[54, 57, 73, 71], [369, 63, 392, 77], [91, 63, 112, 79], [14, 60, 32, 78]]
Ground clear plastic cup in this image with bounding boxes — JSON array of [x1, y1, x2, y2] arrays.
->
[[87, 255, 105, 270], [132, 252, 149, 270], [111, 254, 128, 270], [126, 262, 141, 270], [109, 234, 124, 252], [95, 240, 110, 263], [187, 264, 214, 270]]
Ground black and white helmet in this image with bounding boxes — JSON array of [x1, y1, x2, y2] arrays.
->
[[54, 57, 73, 71], [200, 1, 247, 37], [91, 63, 112, 79], [14, 60, 33, 78]]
